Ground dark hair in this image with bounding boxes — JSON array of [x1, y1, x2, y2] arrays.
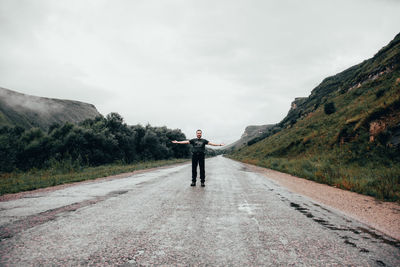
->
[[196, 129, 202, 133]]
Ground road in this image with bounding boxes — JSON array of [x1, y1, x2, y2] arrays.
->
[[0, 156, 399, 266]]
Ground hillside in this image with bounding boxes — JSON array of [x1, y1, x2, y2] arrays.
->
[[228, 33, 400, 201], [0, 87, 101, 130], [224, 124, 275, 152]]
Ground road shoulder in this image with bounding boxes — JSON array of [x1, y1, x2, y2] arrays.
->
[[243, 162, 400, 241]]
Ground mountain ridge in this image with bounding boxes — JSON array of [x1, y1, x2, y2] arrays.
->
[[0, 87, 101, 130]]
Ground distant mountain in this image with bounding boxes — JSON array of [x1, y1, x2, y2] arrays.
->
[[0, 87, 101, 130], [224, 124, 275, 152], [228, 32, 400, 200]]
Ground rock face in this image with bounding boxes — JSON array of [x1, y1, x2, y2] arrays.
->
[[0, 87, 102, 130], [290, 97, 307, 111], [241, 125, 270, 139]]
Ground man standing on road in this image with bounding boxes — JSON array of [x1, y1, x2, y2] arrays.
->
[[172, 129, 224, 187]]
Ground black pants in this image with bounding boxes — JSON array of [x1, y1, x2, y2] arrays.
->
[[192, 152, 205, 183]]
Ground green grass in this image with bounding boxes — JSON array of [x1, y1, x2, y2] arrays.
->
[[228, 154, 400, 202], [229, 61, 400, 202], [0, 158, 189, 196]]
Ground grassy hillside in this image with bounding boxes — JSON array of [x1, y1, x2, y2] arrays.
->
[[229, 33, 400, 201]]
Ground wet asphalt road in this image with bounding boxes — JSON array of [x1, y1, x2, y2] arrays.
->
[[0, 156, 399, 266]]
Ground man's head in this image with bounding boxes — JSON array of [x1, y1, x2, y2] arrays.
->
[[196, 129, 202, 139]]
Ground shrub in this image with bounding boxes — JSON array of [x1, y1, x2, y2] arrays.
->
[[324, 102, 336, 115], [0, 113, 191, 173], [375, 88, 386, 98]]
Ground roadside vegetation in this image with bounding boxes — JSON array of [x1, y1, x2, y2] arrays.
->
[[0, 112, 191, 173], [0, 112, 219, 195], [229, 33, 400, 202]]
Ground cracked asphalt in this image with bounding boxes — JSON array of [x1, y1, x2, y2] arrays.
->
[[0, 156, 399, 266]]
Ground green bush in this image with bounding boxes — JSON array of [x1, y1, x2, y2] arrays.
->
[[324, 102, 336, 115], [0, 113, 191, 173]]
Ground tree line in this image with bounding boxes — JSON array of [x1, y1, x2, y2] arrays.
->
[[0, 113, 195, 172]]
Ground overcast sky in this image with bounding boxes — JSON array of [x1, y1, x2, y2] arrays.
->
[[1, 0, 399, 144]]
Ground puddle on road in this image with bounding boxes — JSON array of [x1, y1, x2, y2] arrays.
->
[[288, 199, 400, 248], [109, 190, 128, 196], [290, 202, 314, 218], [357, 226, 400, 249], [312, 203, 332, 213], [267, 183, 400, 266], [344, 239, 357, 247], [376, 259, 386, 266]]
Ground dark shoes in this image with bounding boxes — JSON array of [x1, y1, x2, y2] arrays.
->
[[190, 182, 205, 187]]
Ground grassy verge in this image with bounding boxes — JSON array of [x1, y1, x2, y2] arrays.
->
[[227, 72, 400, 202], [0, 158, 189, 196], [227, 154, 400, 202]]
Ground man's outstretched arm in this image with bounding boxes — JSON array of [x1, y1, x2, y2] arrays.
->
[[207, 142, 225, 147], [172, 140, 190, 144]]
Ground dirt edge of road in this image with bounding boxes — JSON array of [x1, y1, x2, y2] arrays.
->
[[243, 162, 400, 241]]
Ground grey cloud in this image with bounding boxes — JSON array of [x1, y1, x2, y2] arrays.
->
[[1, 0, 400, 144]]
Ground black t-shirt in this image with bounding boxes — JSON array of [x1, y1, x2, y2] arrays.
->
[[189, 138, 209, 153]]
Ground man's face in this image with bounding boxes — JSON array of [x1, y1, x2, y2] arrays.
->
[[196, 131, 202, 139]]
